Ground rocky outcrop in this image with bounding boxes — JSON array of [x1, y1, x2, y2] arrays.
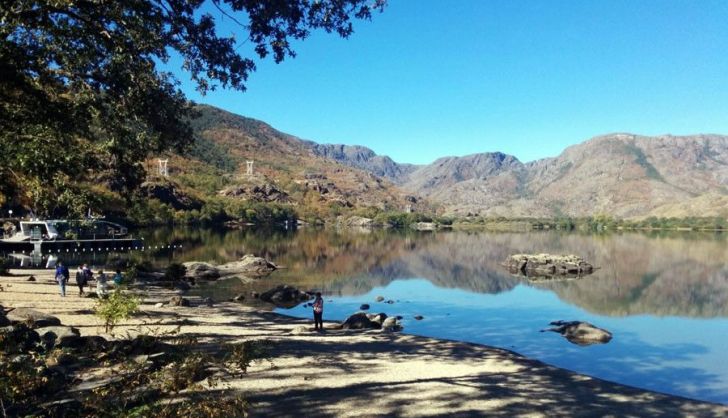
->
[[6, 308, 62, 328], [139, 181, 203, 210], [219, 184, 289, 203], [341, 216, 375, 228], [542, 320, 613, 346], [260, 285, 311, 308], [310, 143, 417, 181], [504, 254, 594, 278], [183, 262, 220, 280], [181, 255, 277, 280], [218, 254, 278, 277]]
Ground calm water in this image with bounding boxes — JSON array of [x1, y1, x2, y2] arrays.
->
[[15, 227, 728, 403]]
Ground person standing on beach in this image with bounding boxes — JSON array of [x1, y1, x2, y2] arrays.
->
[[55, 261, 70, 297], [313, 292, 324, 331]]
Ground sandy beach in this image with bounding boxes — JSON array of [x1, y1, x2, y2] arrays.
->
[[2, 269, 727, 417]]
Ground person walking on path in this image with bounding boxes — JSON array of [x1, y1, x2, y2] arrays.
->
[[55, 261, 70, 297], [75, 265, 87, 296], [313, 292, 324, 331], [83, 264, 93, 284]]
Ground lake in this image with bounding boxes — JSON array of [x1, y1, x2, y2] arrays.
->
[[10, 226, 728, 404]]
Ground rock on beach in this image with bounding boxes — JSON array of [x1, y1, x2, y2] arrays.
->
[[6, 308, 62, 328]]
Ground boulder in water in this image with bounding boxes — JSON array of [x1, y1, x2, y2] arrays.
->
[[359, 304, 370, 310], [542, 320, 612, 346], [341, 313, 379, 330], [218, 254, 278, 277], [381, 316, 402, 331], [503, 254, 594, 279], [260, 285, 311, 308], [182, 262, 220, 281]]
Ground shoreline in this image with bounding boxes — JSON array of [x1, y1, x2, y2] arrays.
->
[[2, 270, 727, 417]]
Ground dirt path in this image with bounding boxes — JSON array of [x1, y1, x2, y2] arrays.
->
[[2, 270, 727, 417]]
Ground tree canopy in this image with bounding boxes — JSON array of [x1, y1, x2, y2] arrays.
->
[[0, 0, 385, 216]]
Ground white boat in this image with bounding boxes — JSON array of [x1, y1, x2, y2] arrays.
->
[[1, 219, 128, 243]]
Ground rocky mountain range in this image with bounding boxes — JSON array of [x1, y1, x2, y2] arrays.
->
[[311, 133, 728, 218], [181, 105, 728, 219]]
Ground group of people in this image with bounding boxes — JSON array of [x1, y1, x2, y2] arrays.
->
[[54, 261, 123, 297]]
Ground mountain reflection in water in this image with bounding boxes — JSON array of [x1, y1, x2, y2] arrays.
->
[[139, 227, 728, 404], [143, 227, 728, 318]]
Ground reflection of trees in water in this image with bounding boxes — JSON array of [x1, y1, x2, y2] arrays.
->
[[532, 233, 728, 317], [143, 226, 728, 317]]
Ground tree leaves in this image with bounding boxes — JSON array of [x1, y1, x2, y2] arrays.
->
[[1, 0, 384, 215]]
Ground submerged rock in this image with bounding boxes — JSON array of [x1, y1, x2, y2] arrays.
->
[[359, 304, 370, 310], [503, 254, 594, 279], [375, 296, 385, 302], [542, 320, 612, 346]]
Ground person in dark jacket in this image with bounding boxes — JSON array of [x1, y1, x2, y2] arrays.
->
[[55, 261, 70, 297], [312, 292, 324, 331], [75, 264, 88, 295]]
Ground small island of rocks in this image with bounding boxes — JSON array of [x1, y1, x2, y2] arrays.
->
[[503, 254, 595, 280]]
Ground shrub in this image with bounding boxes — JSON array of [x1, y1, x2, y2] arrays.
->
[[164, 263, 187, 282], [95, 289, 140, 332]]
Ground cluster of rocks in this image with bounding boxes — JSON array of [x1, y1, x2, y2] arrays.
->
[[340, 312, 402, 331], [2, 306, 99, 353], [503, 254, 595, 278], [183, 254, 278, 281], [259, 285, 312, 308], [541, 320, 613, 346], [218, 183, 289, 203]]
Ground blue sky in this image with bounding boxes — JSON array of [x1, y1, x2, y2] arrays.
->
[[169, 0, 728, 164]]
